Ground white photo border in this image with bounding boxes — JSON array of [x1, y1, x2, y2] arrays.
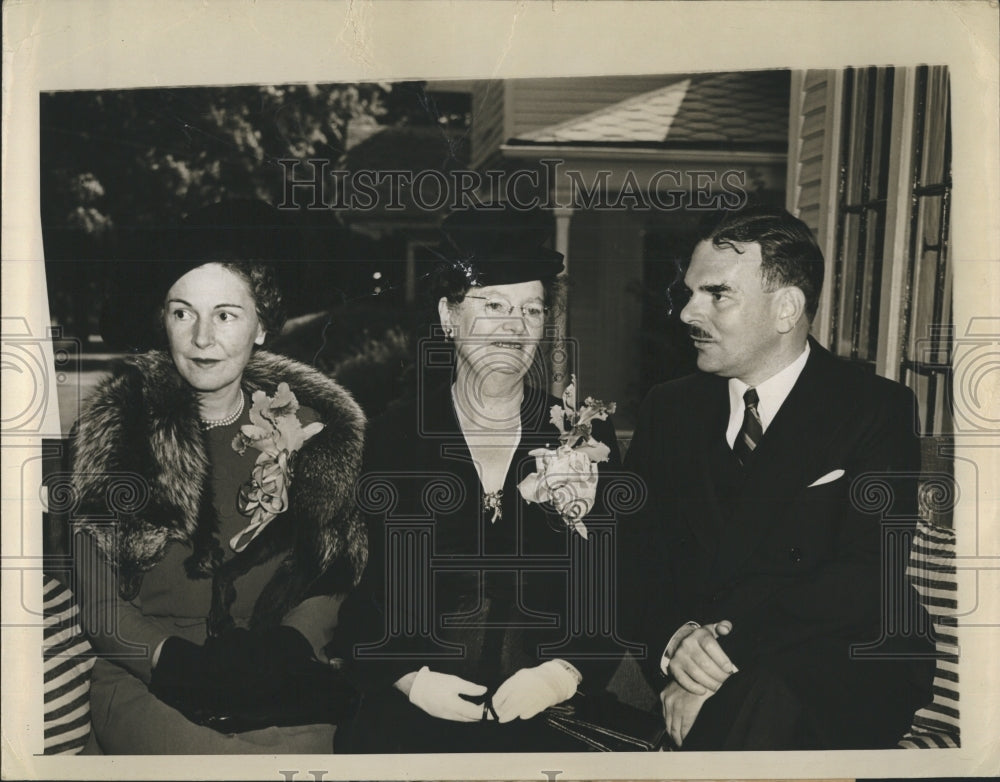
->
[[2, 1, 997, 780]]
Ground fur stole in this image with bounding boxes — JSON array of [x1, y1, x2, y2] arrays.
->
[[72, 350, 367, 633]]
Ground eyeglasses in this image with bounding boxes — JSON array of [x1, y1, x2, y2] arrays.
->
[[465, 295, 549, 325]]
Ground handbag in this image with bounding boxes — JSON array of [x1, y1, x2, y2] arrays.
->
[[178, 662, 362, 734], [150, 628, 362, 733], [543, 692, 669, 751]]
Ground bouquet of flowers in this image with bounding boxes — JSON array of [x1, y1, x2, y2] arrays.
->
[[518, 375, 616, 539], [230, 383, 324, 552]]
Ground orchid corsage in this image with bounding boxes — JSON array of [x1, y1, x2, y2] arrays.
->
[[517, 376, 616, 539], [229, 383, 324, 552]]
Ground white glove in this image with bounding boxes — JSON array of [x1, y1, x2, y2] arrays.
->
[[492, 660, 580, 723], [406, 666, 488, 722]]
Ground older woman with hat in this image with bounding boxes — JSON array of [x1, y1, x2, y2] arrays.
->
[[71, 200, 366, 753], [332, 206, 623, 753]]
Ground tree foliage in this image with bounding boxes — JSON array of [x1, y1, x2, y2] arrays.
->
[[40, 81, 470, 339], [43, 83, 396, 236]]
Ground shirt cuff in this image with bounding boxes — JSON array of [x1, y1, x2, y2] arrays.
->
[[659, 621, 701, 676]]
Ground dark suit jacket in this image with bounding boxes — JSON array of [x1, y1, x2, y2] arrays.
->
[[619, 339, 933, 743]]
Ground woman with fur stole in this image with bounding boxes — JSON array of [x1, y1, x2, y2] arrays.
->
[[71, 202, 366, 753]]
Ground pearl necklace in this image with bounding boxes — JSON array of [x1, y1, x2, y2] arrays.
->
[[200, 392, 245, 430]]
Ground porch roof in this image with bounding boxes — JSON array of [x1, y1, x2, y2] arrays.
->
[[506, 70, 790, 152]]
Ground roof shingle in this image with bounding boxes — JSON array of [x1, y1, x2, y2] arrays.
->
[[513, 70, 790, 149]]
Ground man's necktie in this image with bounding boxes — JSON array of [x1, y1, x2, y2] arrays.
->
[[734, 388, 763, 466]]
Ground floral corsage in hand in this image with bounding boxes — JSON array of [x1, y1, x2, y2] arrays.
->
[[230, 383, 324, 552], [517, 375, 616, 539]]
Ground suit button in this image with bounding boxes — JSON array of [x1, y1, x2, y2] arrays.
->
[[789, 547, 802, 564]]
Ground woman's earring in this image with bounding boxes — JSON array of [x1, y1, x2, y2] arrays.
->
[[444, 327, 454, 340]]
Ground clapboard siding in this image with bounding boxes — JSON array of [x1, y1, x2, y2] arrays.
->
[[800, 157, 824, 188], [798, 204, 822, 235], [787, 70, 842, 347], [800, 133, 826, 165], [798, 181, 823, 213], [802, 80, 830, 116], [804, 70, 830, 94], [801, 109, 827, 141], [471, 80, 508, 170], [791, 76, 824, 226]]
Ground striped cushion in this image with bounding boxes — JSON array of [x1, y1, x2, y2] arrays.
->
[[898, 521, 959, 749], [42, 575, 95, 755]]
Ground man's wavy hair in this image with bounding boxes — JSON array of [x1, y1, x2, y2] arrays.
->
[[695, 206, 825, 321]]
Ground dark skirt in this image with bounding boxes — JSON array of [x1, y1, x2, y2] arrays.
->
[[88, 658, 336, 754]]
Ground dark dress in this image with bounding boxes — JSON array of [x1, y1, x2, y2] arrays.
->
[[334, 381, 637, 753], [80, 394, 336, 754]]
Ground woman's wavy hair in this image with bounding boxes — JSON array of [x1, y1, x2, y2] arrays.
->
[[214, 260, 287, 340], [157, 199, 294, 346], [152, 259, 286, 348]]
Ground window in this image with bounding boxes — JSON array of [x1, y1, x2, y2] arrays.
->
[[826, 66, 952, 434], [831, 66, 896, 367], [898, 66, 952, 435]]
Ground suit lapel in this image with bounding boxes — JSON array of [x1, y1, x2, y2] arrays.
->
[[676, 376, 734, 558], [714, 341, 843, 574]]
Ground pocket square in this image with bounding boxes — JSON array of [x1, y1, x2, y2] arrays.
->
[[808, 469, 845, 487]]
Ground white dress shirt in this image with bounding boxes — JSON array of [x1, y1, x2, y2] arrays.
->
[[725, 343, 811, 448]]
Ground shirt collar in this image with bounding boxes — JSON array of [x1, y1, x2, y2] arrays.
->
[[728, 342, 811, 436]]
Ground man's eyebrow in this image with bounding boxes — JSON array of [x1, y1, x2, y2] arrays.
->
[[699, 282, 735, 295]]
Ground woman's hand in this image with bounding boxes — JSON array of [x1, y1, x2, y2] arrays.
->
[[401, 667, 488, 722], [492, 660, 579, 723], [393, 671, 419, 698]]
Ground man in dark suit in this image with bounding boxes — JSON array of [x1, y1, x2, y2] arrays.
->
[[620, 206, 933, 750]]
